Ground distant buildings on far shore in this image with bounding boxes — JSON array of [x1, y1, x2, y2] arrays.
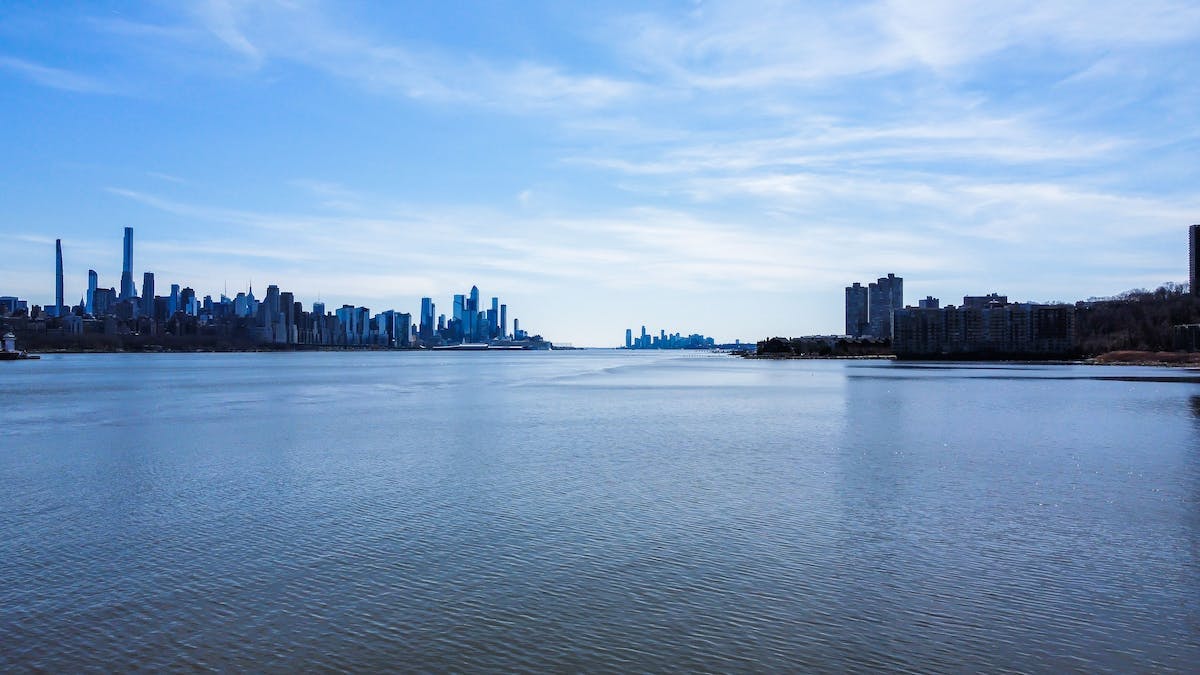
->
[[1, 228, 552, 350], [892, 296, 1075, 358], [845, 272, 1077, 357], [623, 326, 717, 350]]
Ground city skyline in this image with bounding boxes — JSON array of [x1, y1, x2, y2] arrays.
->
[[7, 227, 541, 349], [1, 2, 1198, 345]]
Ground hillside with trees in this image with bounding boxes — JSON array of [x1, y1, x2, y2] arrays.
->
[[1075, 283, 1200, 355]]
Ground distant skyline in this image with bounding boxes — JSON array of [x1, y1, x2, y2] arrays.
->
[[1, 1, 1197, 346]]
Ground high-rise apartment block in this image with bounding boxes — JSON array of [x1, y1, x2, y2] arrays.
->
[[845, 273, 903, 339], [844, 282, 868, 337], [893, 295, 1075, 358]]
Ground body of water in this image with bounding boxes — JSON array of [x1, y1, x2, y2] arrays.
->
[[1, 352, 1197, 671]]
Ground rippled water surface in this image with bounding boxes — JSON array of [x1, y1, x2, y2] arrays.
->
[[2, 352, 1198, 671]]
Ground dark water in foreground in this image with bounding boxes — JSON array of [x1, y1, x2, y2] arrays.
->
[[1, 352, 1197, 672]]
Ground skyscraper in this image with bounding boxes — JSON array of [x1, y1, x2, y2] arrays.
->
[[453, 294, 465, 324], [500, 304, 507, 339], [625, 328, 633, 348], [1190, 224, 1200, 295], [119, 227, 136, 301], [419, 297, 435, 340], [845, 282, 868, 337], [86, 270, 98, 315], [867, 273, 903, 339], [142, 272, 155, 318], [467, 285, 480, 340], [55, 239, 64, 316]]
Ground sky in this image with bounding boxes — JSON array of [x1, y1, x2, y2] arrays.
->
[[1, 0, 1197, 346]]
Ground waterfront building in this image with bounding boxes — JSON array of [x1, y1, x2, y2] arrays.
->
[[626, 328, 633, 348], [168, 284, 181, 316], [918, 296, 940, 310], [500, 304, 507, 340], [893, 296, 1075, 358], [119, 227, 136, 301], [845, 282, 868, 337], [867, 273, 903, 339]]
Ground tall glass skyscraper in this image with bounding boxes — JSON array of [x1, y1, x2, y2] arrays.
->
[[86, 270, 98, 315], [119, 227, 136, 301], [55, 239, 64, 316], [419, 297, 435, 339]]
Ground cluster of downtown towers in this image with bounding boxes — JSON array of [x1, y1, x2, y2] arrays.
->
[[15, 228, 535, 347]]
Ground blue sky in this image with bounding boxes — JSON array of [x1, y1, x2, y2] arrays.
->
[[1, 1, 1197, 346]]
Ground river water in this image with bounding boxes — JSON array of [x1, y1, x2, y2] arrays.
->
[[1, 352, 1197, 671]]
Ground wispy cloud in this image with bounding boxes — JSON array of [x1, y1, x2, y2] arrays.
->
[[105, 0, 644, 113], [615, 0, 1200, 90], [0, 55, 115, 94]]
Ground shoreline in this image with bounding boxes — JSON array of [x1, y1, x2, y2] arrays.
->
[[742, 350, 1200, 368]]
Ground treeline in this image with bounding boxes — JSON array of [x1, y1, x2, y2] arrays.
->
[[1076, 283, 1200, 354], [756, 336, 892, 357]]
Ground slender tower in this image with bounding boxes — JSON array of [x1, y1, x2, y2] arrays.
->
[[86, 270, 98, 315], [55, 239, 65, 316], [1190, 224, 1200, 296], [119, 227, 135, 301]]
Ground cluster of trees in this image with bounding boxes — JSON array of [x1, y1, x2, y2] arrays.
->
[[756, 336, 892, 357], [1075, 283, 1200, 355]]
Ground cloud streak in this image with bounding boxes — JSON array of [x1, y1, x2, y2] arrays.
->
[[0, 56, 115, 93]]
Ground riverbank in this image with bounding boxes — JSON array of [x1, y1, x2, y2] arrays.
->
[[1087, 350, 1200, 366], [741, 349, 1200, 367]]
